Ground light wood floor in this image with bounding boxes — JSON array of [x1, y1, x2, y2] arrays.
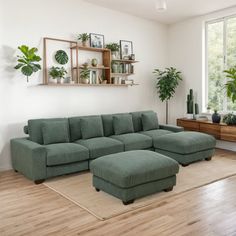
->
[[1, 149, 236, 236]]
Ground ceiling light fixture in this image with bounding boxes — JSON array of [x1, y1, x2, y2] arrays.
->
[[155, 0, 167, 12]]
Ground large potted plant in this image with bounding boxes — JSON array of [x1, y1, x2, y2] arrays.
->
[[223, 66, 236, 103], [49, 66, 67, 84], [14, 45, 41, 82], [106, 43, 120, 59], [153, 67, 182, 124]]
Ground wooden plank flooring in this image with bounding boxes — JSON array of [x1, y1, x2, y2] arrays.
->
[[1, 149, 236, 236]]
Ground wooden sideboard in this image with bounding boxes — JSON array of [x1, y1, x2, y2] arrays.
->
[[177, 118, 236, 142]]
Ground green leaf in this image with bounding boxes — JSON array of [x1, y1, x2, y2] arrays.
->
[[14, 63, 24, 69], [55, 50, 69, 65], [21, 65, 33, 77]]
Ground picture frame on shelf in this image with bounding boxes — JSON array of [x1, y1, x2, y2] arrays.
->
[[90, 33, 104, 48], [120, 40, 133, 59]]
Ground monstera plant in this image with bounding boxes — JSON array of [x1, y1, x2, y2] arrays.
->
[[55, 50, 69, 65], [14, 45, 41, 82]]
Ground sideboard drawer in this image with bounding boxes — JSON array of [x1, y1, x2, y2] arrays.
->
[[221, 126, 236, 142], [177, 119, 199, 131], [199, 123, 220, 139]]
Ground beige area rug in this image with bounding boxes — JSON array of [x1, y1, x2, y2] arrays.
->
[[44, 152, 236, 220]]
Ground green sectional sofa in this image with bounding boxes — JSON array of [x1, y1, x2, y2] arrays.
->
[[10, 110, 215, 184]]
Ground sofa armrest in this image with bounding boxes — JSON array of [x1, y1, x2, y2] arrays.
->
[[159, 124, 184, 133], [11, 138, 47, 181]]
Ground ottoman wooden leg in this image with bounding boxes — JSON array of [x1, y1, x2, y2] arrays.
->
[[123, 199, 134, 205], [205, 157, 212, 161], [95, 188, 100, 192], [182, 163, 189, 167], [164, 186, 173, 192]]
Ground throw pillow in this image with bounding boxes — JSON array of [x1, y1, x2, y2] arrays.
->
[[113, 114, 134, 135], [42, 120, 70, 145], [142, 112, 159, 131], [80, 116, 104, 139]]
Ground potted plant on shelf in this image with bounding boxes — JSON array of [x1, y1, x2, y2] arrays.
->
[[49, 66, 67, 84], [77, 33, 90, 47], [106, 43, 120, 59], [80, 67, 90, 84], [14, 45, 41, 82], [153, 67, 182, 124]]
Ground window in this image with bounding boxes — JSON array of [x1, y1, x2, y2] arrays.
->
[[206, 16, 236, 112]]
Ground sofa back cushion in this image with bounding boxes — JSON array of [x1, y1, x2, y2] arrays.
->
[[42, 120, 70, 145], [80, 116, 104, 139], [102, 114, 114, 137], [142, 112, 159, 131], [28, 118, 66, 144], [68, 116, 82, 142], [130, 110, 155, 132], [113, 114, 134, 135]]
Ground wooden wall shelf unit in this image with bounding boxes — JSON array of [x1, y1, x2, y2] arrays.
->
[[43, 37, 139, 87], [177, 118, 236, 142]]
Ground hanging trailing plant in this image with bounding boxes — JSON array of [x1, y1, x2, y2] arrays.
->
[[14, 45, 41, 82], [55, 50, 69, 65]]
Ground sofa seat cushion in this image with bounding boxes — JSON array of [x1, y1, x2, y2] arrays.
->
[[154, 131, 216, 154], [140, 129, 173, 141], [46, 143, 89, 166], [76, 137, 124, 160], [111, 133, 152, 151], [90, 150, 179, 188]]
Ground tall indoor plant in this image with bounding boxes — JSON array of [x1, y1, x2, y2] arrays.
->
[[153, 67, 182, 124]]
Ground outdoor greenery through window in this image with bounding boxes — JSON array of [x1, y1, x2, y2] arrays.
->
[[206, 16, 236, 112]]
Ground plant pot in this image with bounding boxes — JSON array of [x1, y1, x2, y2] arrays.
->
[[81, 78, 89, 84], [111, 51, 119, 60], [57, 78, 63, 84], [91, 58, 98, 67], [186, 113, 194, 119], [82, 41, 88, 47], [212, 112, 221, 123]]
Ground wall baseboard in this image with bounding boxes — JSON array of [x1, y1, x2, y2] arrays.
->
[[0, 166, 12, 172], [216, 140, 236, 152]]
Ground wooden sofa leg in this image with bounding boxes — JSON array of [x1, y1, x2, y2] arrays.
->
[[123, 199, 134, 205], [205, 157, 212, 161], [182, 163, 189, 167], [14, 169, 18, 173], [164, 186, 173, 192], [34, 179, 45, 185], [95, 188, 100, 192]]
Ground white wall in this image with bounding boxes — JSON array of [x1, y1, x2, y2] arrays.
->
[[0, 0, 168, 170]]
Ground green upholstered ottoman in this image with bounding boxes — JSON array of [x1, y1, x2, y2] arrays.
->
[[154, 131, 216, 166], [90, 150, 179, 205]]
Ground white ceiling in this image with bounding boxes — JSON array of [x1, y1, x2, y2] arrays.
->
[[85, 0, 236, 24]]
